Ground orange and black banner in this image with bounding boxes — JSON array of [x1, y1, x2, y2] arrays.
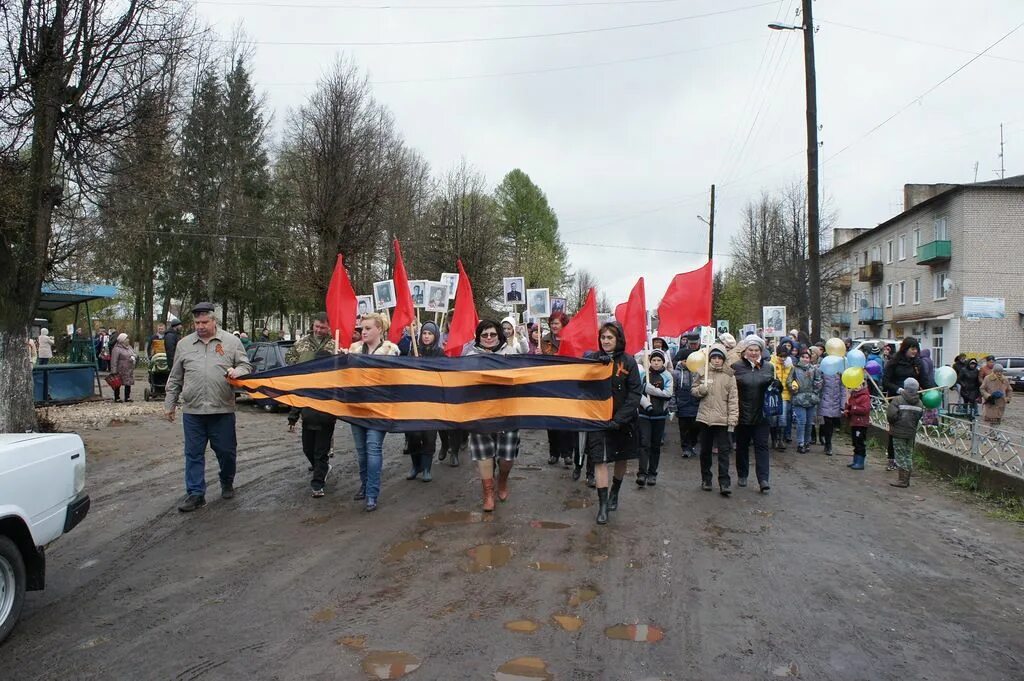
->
[[230, 353, 615, 432]]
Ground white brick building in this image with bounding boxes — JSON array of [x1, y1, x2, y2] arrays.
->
[[823, 175, 1024, 363]]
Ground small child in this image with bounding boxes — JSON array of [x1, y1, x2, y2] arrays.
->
[[844, 380, 872, 470], [692, 345, 739, 496], [672, 361, 701, 457], [885, 377, 925, 488], [637, 349, 674, 487]]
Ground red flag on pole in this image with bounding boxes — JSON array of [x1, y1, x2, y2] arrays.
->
[[445, 260, 479, 357], [325, 253, 357, 345], [656, 261, 713, 337], [388, 239, 415, 344], [557, 288, 598, 358], [617, 277, 647, 355]]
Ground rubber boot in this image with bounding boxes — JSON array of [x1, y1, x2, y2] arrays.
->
[[421, 453, 433, 482], [850, 454, 865, 470], [890, 468, 910, 488], [607, 477, 623, 511], [497, 460, 513, 502], [481, 478, 496, 512], [450, 449, 460, 467], [406, 455, 421, 480], [596, 488, 609, 525]]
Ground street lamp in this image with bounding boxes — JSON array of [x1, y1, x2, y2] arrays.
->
[[768, 0, 822, 341]]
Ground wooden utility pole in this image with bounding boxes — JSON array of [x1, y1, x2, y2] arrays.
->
[[707, 183, 716, 264], [802, 0, 822, 341]]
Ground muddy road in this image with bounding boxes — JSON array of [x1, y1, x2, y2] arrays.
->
[[3, 404, 1023, 680]]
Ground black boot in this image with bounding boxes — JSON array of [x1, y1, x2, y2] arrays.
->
[[596, 488, 609, 525], [406, 456, 421, 480], [450, 449, 460, 467], [607, 477, 623, 511], [571, 466, 582, 481], [421, 453, 433, 482]]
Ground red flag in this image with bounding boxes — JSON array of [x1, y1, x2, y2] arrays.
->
[[325, 253, 357, 345], [617, 278, 647, 355], [444, 260, 479, 357], [388, 239, 415, 344], [656, 261, 713, 337], [558, 288, 598, 358]]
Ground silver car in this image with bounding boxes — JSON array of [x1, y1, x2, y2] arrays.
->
[[993, 357, 1024, 392]]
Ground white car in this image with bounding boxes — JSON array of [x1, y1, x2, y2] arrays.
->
[[0, 433, 90, 644]]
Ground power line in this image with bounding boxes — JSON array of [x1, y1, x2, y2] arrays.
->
[[199, 0, 720, 9], [214, 1, 777, 46]]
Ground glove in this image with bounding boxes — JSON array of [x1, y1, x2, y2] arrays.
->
[[727, 426, 735, 433], [791, 381, 799, 392]]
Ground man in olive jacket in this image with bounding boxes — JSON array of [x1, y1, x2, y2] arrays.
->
[[164, 303, 252, 512]]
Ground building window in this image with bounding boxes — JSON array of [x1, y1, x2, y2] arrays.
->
[[898, 280, 906, 305], [886, 283, 893, 307], [932, 326, 944, 366], [913, 227, 921, 249], [898, 235, 906, 260], [886, 239, 894, 264], [872, 286, 881, 308], [934, 216, 948, 241], [871, 245, 881, 263], [933, 271, 948, 300], [913, 278, 921, 304]]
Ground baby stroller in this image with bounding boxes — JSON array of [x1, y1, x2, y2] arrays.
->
[[144, 352, 169, 401]]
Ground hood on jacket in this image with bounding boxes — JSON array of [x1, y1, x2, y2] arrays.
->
[[501, 316, 518, 333], [419, 321, 440, 348], [920, 348, 931, 359], [708, 343, 728, 365]]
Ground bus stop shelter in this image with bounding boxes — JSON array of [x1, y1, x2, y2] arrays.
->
[[34, 282, 118, 404]]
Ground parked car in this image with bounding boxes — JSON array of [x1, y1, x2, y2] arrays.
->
[[237, 341, 294, 412], [993, 357, 1024, 392], [850, 338, 899, 357], [1, 433, 90, 643]]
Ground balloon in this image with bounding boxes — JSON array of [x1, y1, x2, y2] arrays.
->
[[865, 360, 882, 378], [820, 355, 845, 375], [825, 338, 846, 357], [934, 365, 957, 389], [842, 366, 865, 389], [685, 350, 706, 373], [921, 390, 942, 408], [846, 349, 866, 369]]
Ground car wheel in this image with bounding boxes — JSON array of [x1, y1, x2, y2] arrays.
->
[[0, 536, 27, 645], [262, 403, 275, 413]]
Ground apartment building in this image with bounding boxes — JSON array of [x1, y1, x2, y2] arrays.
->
[[823, 175, 1024, 362]]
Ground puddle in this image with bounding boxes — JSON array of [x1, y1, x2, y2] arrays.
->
[[337, 634, 367, 649], [504, 619, 541, 634], [604, 623, 665, 642], [301, 515, 332, 526], [589, 554, 608, 565], [584, 530, 600, 545], [566, 585, 600, 606], [772, 662, 800, 677], [517, 465, 544, 471], [753, 509, 775, 518], [421, 510, 486, 527], [509, 476, 528, 481], [551, 614, 584, 632], [528, 561, 573, 572], [494, 656, 553, 680], [312, 608, 336, 623], [530, 521, 571, 530], [76, 636, 110, 650], [564, 498, 592, 509], [361, 651, 422, 679], [465, 544, 513, 572], [626, 559, 643, 569], [384, 539, 429, 563]]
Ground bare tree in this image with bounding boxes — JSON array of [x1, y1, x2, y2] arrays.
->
[[0, 0, 196, 431], [566, 269, 599, 314]]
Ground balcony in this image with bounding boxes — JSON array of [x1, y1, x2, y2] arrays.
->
[[916, 240, 951, 265], [858, 307, 883, 324], [836, 273, 853, 289], [831, 312, 851, 327], [858, 261, 883, 283]]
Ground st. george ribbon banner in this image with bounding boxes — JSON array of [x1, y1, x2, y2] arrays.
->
[[229, 353, 615, 433]]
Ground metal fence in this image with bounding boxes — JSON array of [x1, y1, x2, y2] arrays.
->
[[871, 397, 1024, 480]]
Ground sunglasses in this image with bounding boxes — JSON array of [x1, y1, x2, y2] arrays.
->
[[480, 331, 499, 338]]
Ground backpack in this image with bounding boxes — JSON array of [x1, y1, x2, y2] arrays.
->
[[763, 383, 782, 419]]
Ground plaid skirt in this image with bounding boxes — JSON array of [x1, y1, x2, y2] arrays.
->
[[469, 430, 520, 461]]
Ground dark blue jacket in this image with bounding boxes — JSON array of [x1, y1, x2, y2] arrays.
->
[[672, 368, 701, 418]]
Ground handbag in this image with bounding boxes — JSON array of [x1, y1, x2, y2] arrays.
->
[[105, 374, 123, 390], [763, 383, 782, 419]]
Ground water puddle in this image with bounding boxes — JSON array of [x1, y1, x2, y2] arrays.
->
[[566, 585, 600, 606], [584, 530, 600, 545], [311, 608, 336, 623], [528, 561, 573, 572], [337, 634, 367, 649], [626, 559, 643, 569], [551, 614, 584, 632], [384, 539, 429, 563], [361, 651, 422, 679], [772, 662, 800, 677], [564, 498, 592, 509], [504, 619, 541, 634], [604, 623, 665, 642], [529, 521, 571, 530], [421, 510, 486, 527], [465, 544, 513, 572], [589, 554, 608, 565], [301, 515, 332, 526], [494, 656, 553, 680]]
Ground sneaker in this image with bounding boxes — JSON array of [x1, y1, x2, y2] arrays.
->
[[563, 455, 573, 467], [547, 455, 559, 465], [585, 474, 596, 489], [178, 494, 206, 512], [701, 481, 712, 491], [353, 487, 366, 501], [646, 474, 657, 487], [572, 466, 582, 481], [720, 486, 732, 497], [312, 488, 325, 498], [636, 473, 647, 488], [221, 485, 235, 500], [365, 498, 378, 512], [759, 481, 771, 494], [886, 460, 898, 471], [737, 477, 748, 487]]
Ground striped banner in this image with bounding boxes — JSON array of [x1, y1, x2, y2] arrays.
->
[[230, 353, 615, 432]]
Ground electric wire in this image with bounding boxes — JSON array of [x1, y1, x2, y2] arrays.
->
[[199, 0, 732, 9]]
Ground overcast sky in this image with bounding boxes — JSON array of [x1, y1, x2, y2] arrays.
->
[[195, 0, 1023, 306]]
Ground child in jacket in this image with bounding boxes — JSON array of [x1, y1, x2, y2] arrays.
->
[[886, 377, 924, 488], [672, 362, 701, 457], [637, 349, 674, 487], [844, 381, 872, 470], [692, 345, 739, 496]]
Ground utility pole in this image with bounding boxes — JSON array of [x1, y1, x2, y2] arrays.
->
[[998, 123, 1006, 179], [802, 0, 822, 341], [707, 183, 716, 263]]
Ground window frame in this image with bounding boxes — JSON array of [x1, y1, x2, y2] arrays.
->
[[898, 280, 906, 305], [933, 271, 948, 301], [934, 215, 948, 241], [886, 239, 894, 264], [898, 235, 906, 260], [913, 277, 921, 305], [886, 283, 894, 308]]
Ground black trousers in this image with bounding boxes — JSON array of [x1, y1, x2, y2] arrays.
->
[[851, 426, 867, 457], [547, 430, 575, 459], [440, 430, 464, 453], [699, 425, 732, 487], [638, 418, 667, 476], [677, 415, 700, 450], [734, 422, 770, 485], [302, 420, 336, 490], [819, 416, 841, 448], [407, 431, 437, 471]]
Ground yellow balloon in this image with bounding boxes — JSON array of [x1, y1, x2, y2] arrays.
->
[[841, 366, 865, 389], [685, 350, 706, 373], [825, 338, 847, 357]]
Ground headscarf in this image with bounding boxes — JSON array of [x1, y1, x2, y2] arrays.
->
[[117, 333, 129, 344], [719, 332, 736, 349]]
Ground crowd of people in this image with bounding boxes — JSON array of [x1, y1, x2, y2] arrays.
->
[[152, 302, 1015, 524]]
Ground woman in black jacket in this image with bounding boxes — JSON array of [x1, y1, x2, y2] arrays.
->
[[881, 337, 933, 469], [584, 323, 642, 525], [730, 336, 778, 493], [957, 358, 982, 418], [405, 322, 444, 482]]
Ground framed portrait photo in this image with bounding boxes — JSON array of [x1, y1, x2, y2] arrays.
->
[[409, 280, 427, 308], [503, 277, 525, 305], [527, 288, 551, 318], [440, 272, 459, 300], [374, 280, 397, 310], [762, 306, 786, 338], [550, 297, 567, 316], [356, 295, 374, 319], [424, 282, 449, 313]]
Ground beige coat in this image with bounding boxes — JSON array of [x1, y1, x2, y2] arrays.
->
[[692, 358, 739, 428], [980, 372, 1012, 423]]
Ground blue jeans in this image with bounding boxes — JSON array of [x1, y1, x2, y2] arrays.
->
[[351, 424, 386, 501], [183, 413, 237, 496], [792, 405, 815, 446]]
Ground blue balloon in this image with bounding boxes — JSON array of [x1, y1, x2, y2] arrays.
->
[[846, 349, 867, 369], [820, 355, 846, 375]]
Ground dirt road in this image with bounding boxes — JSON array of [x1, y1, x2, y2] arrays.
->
[[3, 405, 1023, 680]]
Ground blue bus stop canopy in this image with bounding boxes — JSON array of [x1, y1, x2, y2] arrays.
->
[[38, 282, 119, 312]]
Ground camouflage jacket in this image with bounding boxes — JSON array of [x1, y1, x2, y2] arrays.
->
[[286, 333, 337, 365]]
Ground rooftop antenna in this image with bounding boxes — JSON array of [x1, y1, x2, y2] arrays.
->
[[996, 123, 1006, 179], [973, 161, 979, 183]]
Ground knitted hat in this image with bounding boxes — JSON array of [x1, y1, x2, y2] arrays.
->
[[719, 332, 736, 349], [902, 377, 920, 398], [650, 349, 667, 363], [743, 335, 766, 351], [708, 347, 727, 361]]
